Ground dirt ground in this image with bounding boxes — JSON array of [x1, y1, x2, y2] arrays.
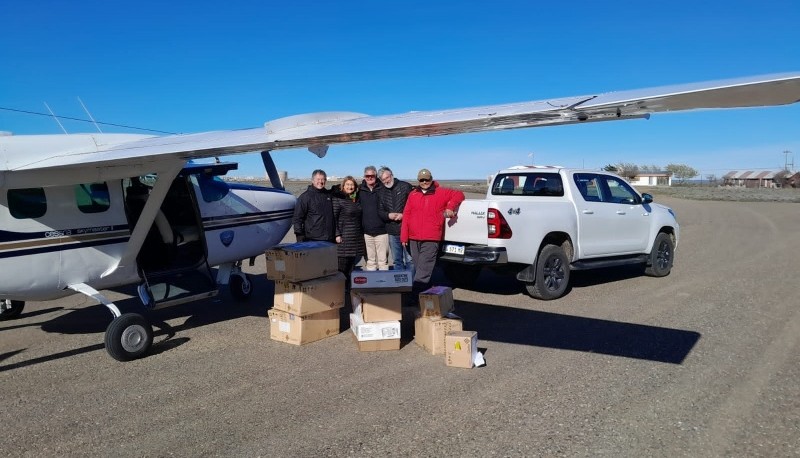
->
[[2, 195, 799, 456]]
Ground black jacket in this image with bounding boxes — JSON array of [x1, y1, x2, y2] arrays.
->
[[292, 185, 335, 242], [333, 192, 366, 257], [359, 181, 387, 236], [378, 178, 413, 236]]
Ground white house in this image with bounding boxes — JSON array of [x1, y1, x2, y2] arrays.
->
[[629, 172, 672, 186]]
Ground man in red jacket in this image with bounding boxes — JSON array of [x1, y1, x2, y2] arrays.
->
[[401, 168, 465, 294]]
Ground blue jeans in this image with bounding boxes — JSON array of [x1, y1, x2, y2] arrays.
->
[[389, 234, 414, 274]]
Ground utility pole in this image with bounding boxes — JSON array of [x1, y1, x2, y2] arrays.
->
[[783, 150, 794, 172]]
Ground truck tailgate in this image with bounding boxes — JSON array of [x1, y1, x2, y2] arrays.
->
[[444, 200, 490, 245]]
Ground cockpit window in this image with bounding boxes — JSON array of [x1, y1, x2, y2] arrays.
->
[[75, 182, 110, 213], [8, 188, 47, 219], [196, 174, 230, 202]]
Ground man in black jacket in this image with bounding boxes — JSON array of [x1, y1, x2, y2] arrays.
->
[[378, 166, 413, 271], [292, 169, 335, 242], [359, 165, 389, 270]]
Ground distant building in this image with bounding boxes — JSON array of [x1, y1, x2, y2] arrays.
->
[[722, 170, 787, 188], [786, 172, 800, 188], [629, 172, 672, 186]]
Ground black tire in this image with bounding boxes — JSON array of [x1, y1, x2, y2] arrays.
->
[[645, 232, 674, 277], [442, 263, 482, 289], [0, 299, 25, 320], [525, 244, 570, 300], [230, 274, 253, 301], [105, 313, 153, 362]]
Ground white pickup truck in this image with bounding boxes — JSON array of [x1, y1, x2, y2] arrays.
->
[[439, 166, 679, 300]]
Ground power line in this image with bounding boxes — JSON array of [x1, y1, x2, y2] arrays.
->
[[0, 106, 177, 135]]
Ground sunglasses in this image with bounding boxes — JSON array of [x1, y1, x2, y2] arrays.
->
[[418, 178, 431, 183], [364, 174, 376, 178]]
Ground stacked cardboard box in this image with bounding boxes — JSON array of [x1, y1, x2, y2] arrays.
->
[[414, 286, 482, 368], [348, 269, 412, 351], [266, 242, 343, 345]]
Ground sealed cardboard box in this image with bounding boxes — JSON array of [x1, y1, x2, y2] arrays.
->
[[419, 286, 454, 317], [351, 292, 402, 322], [414, 316, 463, 355], [273, 272, 346, 316], [445, 331, 478, 368], [268, 308, 339, 345], [265, 241, 338, 282], [350, 313, 401, 341], [350, 269, 412, 292], [351, 333, 400, 352]]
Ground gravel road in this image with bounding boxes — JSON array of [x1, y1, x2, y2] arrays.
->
[[1, 195, 798, 456]]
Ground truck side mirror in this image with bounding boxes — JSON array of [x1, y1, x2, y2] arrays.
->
[[641, 193, 653, 204]]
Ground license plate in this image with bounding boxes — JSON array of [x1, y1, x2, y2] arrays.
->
[[444, 244, 465, 255]]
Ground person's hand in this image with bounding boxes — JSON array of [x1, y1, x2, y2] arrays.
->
[[336, 236, 342, 243], [444, 209, 455, 218]]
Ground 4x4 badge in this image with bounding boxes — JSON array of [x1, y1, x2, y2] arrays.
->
[[507, 207, 521, 215]]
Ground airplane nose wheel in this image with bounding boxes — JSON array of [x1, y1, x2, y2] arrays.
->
[[0, 299, 25, 320], [105, 313, 153, 361], [229, 273, 253, 301]]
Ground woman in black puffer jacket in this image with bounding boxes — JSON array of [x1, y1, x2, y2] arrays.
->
[[333, 176, 366, 281]]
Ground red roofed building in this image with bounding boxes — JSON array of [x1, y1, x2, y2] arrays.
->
[[722, 170, 788, 188]]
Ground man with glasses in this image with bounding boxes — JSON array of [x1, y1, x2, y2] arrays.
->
[[377, 166, 413, 272], [401, 168, 465, 295], [359, 165, 389, 270], [292, 169, 335, 242]]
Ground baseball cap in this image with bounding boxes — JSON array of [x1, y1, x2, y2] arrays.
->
[[417, 168, 432, 180]]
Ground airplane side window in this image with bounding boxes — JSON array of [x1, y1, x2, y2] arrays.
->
[[197, 174, 230, 202], [8, 188, 47, 219], [75, 182, 111, 213]]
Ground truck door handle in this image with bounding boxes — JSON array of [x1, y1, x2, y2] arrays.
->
[[616, 211, 626, 215], [582, 210, 594, 214]]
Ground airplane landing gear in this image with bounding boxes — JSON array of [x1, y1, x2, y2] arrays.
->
[[0, 299, 25, 320], [104, 313, 153, 361], [229, 273, 253, 301]]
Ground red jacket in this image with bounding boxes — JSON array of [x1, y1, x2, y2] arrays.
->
[[400, 182, 465, 243]]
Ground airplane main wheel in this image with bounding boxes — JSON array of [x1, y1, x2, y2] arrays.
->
[[0, 299, 25, 320], [230, 274, 253, 301], [105, 313, 153, 362]]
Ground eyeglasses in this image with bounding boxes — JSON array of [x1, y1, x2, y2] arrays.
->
[[364, 175, 376, 179], [418, 178, 431, 183]]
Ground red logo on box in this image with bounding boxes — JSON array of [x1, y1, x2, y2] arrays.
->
[[353, 277, 367, 284]]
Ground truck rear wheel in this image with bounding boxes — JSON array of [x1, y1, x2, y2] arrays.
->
[[525, 244, 570, 300]]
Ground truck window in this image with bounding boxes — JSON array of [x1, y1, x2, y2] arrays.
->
[[573, 174, 602, 202], [492, 173, 563, 197]]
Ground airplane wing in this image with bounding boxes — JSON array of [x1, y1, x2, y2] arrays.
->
[[3, 72, 800, 176]]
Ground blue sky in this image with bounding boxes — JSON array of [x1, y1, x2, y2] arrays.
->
[[1, 1, 798, 180]]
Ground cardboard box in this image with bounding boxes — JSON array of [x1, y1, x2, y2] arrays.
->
[[414, 316, 463, 355], [419, 286, 454, 318], [351, 333, 400, 352], [268, 308, 340, 345], [273, 272, 346, 316], [445, 331, 478, 368], [351, 291, 402, 322], [350, 269, 412, 292], [350, 313, 401, 341], [265, 241, 338, 282]]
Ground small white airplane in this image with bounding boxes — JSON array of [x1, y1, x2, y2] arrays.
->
[[2, 72, 799, 361]]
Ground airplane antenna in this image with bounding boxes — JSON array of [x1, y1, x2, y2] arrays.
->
[[43, 102, 68, 134], [77, 97, 102, 133]]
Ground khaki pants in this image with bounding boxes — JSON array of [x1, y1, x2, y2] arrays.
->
[[363, 234, 390, 270]]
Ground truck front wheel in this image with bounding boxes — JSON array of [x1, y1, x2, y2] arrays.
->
[[644, 232, 674, 277], [525, 244, 570, 300]]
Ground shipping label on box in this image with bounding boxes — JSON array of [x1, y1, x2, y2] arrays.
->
[[445, 331, 478, 368], [350, 313, 401, 341], [265, 241, 338, 282], [350, 269, 412, 292], [268, 308, 340, 345], [273, 272, 345, 316], [419, 286, 454, 318], [351, 292, 402, 322], [414, 316, 463, 355], [351, 333, 400, 352]]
